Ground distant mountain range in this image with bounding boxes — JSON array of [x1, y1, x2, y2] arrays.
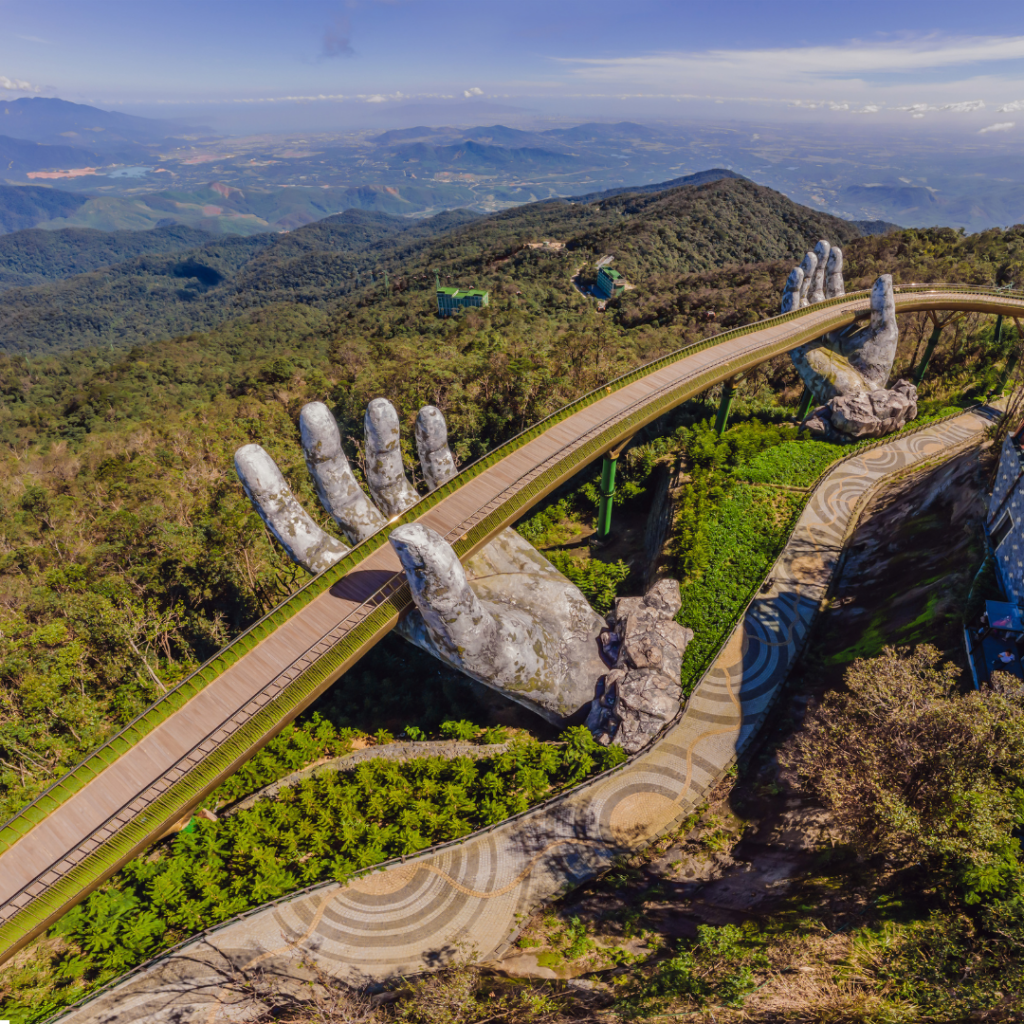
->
[[0, 180, 459, 236], [0, 97, 211, 146], [384, 140, 593, 173]]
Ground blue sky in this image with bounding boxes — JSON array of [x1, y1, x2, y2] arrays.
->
[[4, 0, 1024, 132]]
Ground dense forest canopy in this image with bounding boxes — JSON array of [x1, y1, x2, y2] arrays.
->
[[0, 223, 214, 292]]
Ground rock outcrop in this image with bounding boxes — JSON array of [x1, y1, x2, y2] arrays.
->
[[804, 379, 918, 442], [587, 578, 693, 753]]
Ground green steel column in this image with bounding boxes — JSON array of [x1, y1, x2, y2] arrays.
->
[[994, 316, 1017, 391], [913, 323, 943, 384], [796, 386, 815, 421], [597, 456, 618, 539], [714, 376, 740, 435]]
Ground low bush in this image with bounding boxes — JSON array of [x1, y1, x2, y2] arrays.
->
[[784, 645, 1024, 902], [200, 714, 359, 809], [544, 551, 630, 613], [614, 923, 768, 1019]]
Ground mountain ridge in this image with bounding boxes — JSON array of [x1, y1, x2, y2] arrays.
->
[[0, 175, 863, 357]]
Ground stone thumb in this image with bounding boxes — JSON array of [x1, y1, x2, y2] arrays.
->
[[389, 523, 497, 663]]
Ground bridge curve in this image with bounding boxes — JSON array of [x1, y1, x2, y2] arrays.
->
[[0, 287, 1021, 970]]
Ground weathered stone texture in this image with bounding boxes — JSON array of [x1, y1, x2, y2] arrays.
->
[[300, 401, 385, 544], [234, 444, 349, 574], [588, 578, 693, 752], [781, 250, 910, 442], [392, 524, 608, 723], [804, 379, 918, 441], [364, 398, 422, 517]]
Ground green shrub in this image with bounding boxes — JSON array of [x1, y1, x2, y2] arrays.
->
[[614, 924, 768, 1018], [200, 714, 358, 810], [478, 725, 509, 745], [737, 438, 845, 487], [440, 719, 479, 742], [784, 645, 1024, 901], [545, 552, 630, 613]]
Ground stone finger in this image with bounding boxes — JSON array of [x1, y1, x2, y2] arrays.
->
[[781, 266, 804, 313], [797, 251, 817, 307], [842, 274, 898, 388], [414, 405, 457, 491], [809, 239, 830, 303], [300, 402, 385, 545], [234, 444, 349, 574], [825, 246, 844, 298], [364, 398, 422, 517]]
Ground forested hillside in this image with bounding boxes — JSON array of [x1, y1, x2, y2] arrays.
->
[[0, 207, 477, 355], [0, 185, 89, 235], [0, 176, 860, 356], [0, 223, 214, 291]]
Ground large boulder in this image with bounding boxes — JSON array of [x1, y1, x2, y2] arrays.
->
[[804, 379, 918, 442], [587, 578, 693, 753]]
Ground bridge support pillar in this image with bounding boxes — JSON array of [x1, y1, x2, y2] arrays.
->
[[714, 374, 742, 435], [993, 317, 1018, 391], [796, 386, 815, 421], [597, 455, 618, 539], [596, 435, 635, 540], [913, 323, 943, 384]]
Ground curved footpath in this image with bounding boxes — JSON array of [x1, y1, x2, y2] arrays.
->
[[51, 401, 1001, 1024]]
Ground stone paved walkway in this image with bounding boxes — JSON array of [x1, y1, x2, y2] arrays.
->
[[54, 405, 1000, 1024]]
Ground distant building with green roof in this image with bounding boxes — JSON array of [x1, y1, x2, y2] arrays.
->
[[595, 266, 625, 299], [437, 286, 490, 316]]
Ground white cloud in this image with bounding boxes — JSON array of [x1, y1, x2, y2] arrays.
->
[[979, 121, 1015, 133], [554, 35, 1024, 111], [0, 75, 41, 93], [895, 99, 985, 115], [463, 86, 484, 97], [559, 36, 1024, 82], [999, 99, 1024, 112]]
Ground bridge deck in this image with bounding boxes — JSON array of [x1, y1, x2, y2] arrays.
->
[[2, 288, 1023, 964]]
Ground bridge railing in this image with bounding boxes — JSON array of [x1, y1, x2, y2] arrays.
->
[[0, 283, 1019, 960]]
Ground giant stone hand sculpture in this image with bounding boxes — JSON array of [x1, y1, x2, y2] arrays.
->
[[784, 240, 917, 441], [235, 399, 691, 749]]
